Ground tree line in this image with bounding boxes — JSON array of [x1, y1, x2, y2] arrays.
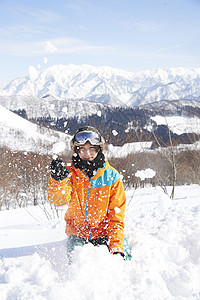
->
[[1, 144, 200, 211]]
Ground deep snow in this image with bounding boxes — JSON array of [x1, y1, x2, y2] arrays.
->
[[0, 184, 200, 300]]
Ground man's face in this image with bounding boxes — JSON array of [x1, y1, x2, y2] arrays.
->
[[78, 143, 98, 161]]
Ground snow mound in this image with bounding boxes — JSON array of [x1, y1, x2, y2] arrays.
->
[[0, 185, 200, 299]]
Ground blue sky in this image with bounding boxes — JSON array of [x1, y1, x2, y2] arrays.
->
[[0, 0, 200, 81]]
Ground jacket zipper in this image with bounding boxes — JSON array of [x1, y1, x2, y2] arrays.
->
[[85, 180, 92, 240]]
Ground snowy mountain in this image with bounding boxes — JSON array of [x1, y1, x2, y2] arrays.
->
[[0, 105, 71, 154], [140, 99, 200, 110], [0, 64, 200, 107]]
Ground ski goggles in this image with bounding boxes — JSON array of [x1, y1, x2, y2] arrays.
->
[[74, 131, 101, 145]]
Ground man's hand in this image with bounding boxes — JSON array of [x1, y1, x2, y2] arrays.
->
[[50, 158, 69, 181]]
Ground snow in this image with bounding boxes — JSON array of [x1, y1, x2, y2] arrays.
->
[[114, 206, 121, 214], [1, 64, 200, 107], [1, 185, 200, 299], [1, 70, 200, 298], [151, 115, 200, 135], [97, 110, 102, 117], [28, 66, 38, 81], [44, 41, 58, 54], [135, 168, 156, 181], [112, 129, 118, 136], [0, 105, 71, 154], [106, 142, 152, 158], [0, 104, 154, 157], [52, 142, 67, 155], [0, 94, 107, 120]]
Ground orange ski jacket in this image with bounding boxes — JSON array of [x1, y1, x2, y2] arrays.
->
[[48, 159, 126, 253]]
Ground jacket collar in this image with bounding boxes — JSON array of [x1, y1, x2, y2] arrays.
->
[[70, 158, 109, 179]]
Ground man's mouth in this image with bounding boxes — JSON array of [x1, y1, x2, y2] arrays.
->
[[84, 157, 92, 160]]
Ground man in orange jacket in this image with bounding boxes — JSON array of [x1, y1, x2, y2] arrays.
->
[[48, 126, 126, 260]]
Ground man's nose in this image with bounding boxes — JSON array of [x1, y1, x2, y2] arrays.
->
[[84, 149, 91, 154]]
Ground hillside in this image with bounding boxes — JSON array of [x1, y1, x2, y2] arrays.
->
[[0, 95, 108, 119], [0, 105, 71, 155], [33, 105, 200, 148], [0, 63, 200, 150]]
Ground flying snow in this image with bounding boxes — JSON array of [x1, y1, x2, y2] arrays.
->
[[28, 66, 38, 81], [114, 207, 121, 214], [52, 142, 67, 155], [44, 41, 58, 53], [135, 168, 156, 180], [62, 107, 68, 113], [112, 129, 118, 136], [97, 111, 102, 117]]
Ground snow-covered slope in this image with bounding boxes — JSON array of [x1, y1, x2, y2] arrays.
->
[[0, 104, 153, 156], [0, 105, 71, 154], [2, 103, 200, 156], [0, 95, 108, 119], [0, 64, 200, 107], [0, 184, 200, 299], [140, 99, 200, 110], [151, 115, 200, 135]]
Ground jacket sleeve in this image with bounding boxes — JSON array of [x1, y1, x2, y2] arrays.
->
[[107, 177, 126, 254], [48, 173, 72, 207]]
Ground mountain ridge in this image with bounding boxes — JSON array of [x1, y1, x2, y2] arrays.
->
[[0, 64, 200, 107]]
